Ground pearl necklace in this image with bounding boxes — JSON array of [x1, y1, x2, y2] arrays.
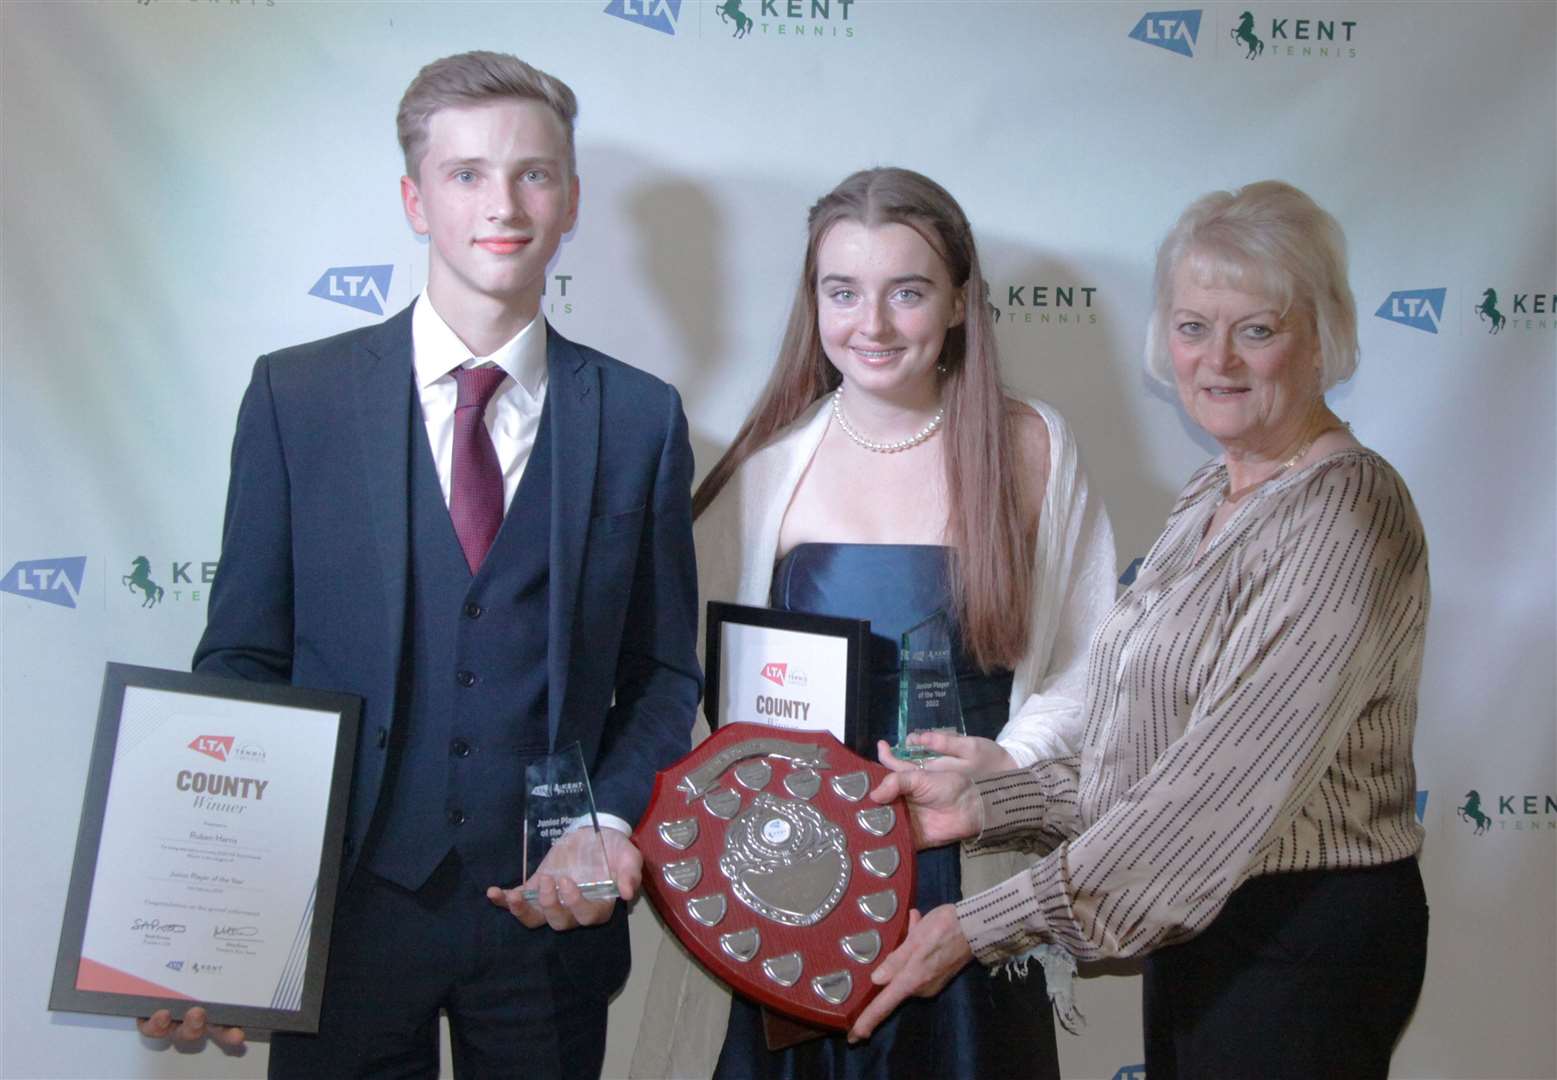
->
[[831, 388, 944, 453]]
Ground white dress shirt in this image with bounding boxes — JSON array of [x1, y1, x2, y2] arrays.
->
[[410, 293, 632, 843], [411, 291, 548, 512]]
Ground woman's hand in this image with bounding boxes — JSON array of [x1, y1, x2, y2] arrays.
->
[[847, 905, 973, 1043], [901, 730, 1018, 776], [872, 741, 983, 848]]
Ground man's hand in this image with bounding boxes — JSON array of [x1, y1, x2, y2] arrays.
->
[[848, 905, 973, 1042], [137, 1007, 246, 1050], [486, 826, 642, 930], [872, 740, 983, 849], [900, 730, 1018, 777]]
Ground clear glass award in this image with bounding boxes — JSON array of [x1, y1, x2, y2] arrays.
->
[[893, 610, 965, 761], [519, 743, 620, 903]]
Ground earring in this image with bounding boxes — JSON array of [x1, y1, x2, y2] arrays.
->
[[936, 363, 949, 376]]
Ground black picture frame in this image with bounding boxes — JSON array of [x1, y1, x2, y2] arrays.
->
[[704, 601, 872, 757], [49, 663, 360, 1033]]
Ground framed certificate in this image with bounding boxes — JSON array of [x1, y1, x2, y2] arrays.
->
[[705, 602, 871, 756], [49, 663, 360, 1033]]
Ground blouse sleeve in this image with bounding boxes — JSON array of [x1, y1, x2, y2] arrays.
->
[[957, 456, 1429, 966]]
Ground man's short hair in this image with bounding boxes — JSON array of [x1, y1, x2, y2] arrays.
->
[[396, 51, 578, 180]]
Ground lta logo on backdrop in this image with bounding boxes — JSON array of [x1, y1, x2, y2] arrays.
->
[[309, 265, 393, 316], [605, 0, 681, 36], [1475, 286, 1555, 333], [1129, 10, 1201, 57], [1, 556, 86, 609], [1230, 10, 1358, 62], [1375, 288, 1446, 334]]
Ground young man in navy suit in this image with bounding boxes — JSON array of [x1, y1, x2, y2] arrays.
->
[[140, 51, 701, 1077]]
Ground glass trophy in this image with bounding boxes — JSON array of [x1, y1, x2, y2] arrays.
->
[[893, 610, 965, 762], [519, 742, 620, 903]]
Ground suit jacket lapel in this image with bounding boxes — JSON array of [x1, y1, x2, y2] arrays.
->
[[546, 325, 599, 749], [350, 304, 415, 703]]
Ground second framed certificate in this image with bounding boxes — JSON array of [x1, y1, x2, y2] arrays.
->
[[705, 602, 872, 756]]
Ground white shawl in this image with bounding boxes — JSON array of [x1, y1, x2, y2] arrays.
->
[[630, 396, 1116, 1079]]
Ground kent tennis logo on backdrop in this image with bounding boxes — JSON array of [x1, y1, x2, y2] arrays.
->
[[1474, 287, 1556, 334], [605, 0, 681, 36], [1455, 787, 1557, 835], [1229, 10, 1358, 61], [1375, 289, 1446, 334], [991, 282, 1101, 329], [1129, 10, 1201, 57], [716, 0, 858, 41], [118, 556, 219, 609], [309, 265, 393, 316], [541, 271, 576, 318], [1, 556, 86, 609]]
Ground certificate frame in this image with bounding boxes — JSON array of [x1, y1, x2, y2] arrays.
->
[[49, 663, 360, 1033], [705, 601, 871, 756]]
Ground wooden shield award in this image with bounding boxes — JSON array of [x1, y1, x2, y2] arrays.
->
[[635, 722, 915, 1032]]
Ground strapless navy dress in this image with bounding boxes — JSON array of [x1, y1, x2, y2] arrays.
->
[[713, 544, 1060, 1080]]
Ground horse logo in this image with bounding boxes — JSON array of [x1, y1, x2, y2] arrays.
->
[[1476, 288, 1506, 334], [1456, 789, 1492, 835], [716, 0, 752, 38], [122, 556, 164, 608], [1231, 11, 1263, 58]]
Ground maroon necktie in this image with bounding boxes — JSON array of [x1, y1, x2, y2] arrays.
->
[[449, 366, 509, 573]]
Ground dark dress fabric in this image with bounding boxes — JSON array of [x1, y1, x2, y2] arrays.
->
[[714, 544, 1060, 1080]]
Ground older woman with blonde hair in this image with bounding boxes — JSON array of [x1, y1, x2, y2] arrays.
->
[[858, 180, 1431, 1078]]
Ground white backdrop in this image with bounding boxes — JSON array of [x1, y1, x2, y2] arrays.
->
[[2, 3, 1553, 1078]]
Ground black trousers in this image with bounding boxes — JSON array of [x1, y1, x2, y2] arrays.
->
[[269, 853, 609, 1079], [1143, 858, 1428, 1080]]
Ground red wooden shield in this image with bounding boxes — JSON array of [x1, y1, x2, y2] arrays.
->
[[635, 722, 916, 1031]]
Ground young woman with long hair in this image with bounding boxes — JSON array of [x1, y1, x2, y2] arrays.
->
[[632, 168, 1115, 1080]]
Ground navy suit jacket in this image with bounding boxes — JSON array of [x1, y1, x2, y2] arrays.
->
[[195, 303, 701, 983]]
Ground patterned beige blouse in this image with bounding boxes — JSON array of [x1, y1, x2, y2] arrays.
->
[[955, 449, 1429, 965]]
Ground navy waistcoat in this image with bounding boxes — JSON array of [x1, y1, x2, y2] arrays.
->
[[364, 397, 554, 891]]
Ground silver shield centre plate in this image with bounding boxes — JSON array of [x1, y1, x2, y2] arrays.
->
[[718, 792, 850, 927]]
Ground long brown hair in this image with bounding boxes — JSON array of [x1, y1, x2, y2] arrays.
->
[[694, 167, 1034, 672]]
